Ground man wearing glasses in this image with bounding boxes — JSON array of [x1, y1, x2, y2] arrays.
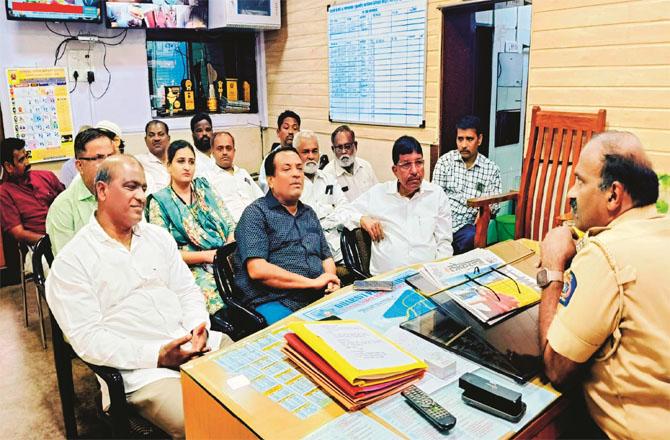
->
[[322, 125, 378, 202], [343, 136, 453, 274], [47, 128, 116, 255]]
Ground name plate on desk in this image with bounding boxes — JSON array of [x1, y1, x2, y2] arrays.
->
[[400, 299, 541, 383]]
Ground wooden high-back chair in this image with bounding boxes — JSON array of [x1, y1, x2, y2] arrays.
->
[[468, 106, 607, 247]]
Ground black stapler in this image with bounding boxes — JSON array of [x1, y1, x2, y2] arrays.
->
[[459, 372, 527, 422]]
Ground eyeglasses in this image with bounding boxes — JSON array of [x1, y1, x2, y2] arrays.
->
[[464, 266, 521, 301], [78, 153, 114, 162], [396, 159, 425, 171], [332, 142, 356, 153]]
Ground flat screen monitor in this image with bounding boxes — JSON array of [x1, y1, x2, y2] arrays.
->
[[105, 0, 207, 29], [6, 0, 102, 23]]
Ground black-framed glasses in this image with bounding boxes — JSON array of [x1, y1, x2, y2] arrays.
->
[[464, 266, 522, 301], [332, 142, 356, 152], [78, 153, 114, 162]]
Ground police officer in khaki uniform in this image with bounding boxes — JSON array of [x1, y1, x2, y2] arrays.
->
[[536, 131, 670, 439]]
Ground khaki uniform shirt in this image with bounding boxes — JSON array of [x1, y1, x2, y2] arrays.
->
[[547, 205, 670, 439]]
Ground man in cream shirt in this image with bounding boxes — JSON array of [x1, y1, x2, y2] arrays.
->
[[135, 120, 171, 195], [322, 125, 378, 202], [46, 155, 223, 439], [206, 131, 264, 221], [344, 136, 453, 274]]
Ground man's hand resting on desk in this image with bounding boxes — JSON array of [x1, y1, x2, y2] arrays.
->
[[157, 325, 211, 370], [361, 216, 384, 242]]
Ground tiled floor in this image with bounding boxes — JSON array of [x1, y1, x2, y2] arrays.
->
[[0, 281, 105, 439]]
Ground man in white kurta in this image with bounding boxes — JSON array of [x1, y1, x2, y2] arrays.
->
[[294, 130, 349, 262], [206, 131, 264, 221], [344, 136, 453, 274], [46, 155, 219, 439]]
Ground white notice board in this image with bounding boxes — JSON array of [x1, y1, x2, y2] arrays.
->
[[328, 0, 427, 127]]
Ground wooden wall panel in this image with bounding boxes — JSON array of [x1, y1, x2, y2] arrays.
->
[[527, 0, 670, 172]]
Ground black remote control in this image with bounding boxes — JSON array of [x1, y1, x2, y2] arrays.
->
[[401, 385, 457, 432]]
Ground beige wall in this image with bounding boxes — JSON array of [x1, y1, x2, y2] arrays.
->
[[527, 0, 670, 172], [31, 0, 670, 177], [262, 0, 453, 181]]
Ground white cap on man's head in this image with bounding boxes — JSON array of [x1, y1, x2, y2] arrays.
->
[[95, 120, 122, 138]]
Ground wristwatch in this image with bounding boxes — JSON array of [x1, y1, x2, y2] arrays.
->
[[536, 268, 564, 288]]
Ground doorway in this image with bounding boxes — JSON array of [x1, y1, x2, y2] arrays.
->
[[439, 1, 532, 196]]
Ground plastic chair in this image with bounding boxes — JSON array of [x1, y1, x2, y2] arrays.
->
[[213, 242, 267, 341], [34, 235, 167, 439], [31, 236, 52, 349], [340, 227, 372, 280]]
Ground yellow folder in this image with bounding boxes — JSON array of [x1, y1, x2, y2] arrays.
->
[[287, 320, 427, 387]]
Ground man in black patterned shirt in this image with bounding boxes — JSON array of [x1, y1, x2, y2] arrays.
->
[[432, 115, 501, 254]]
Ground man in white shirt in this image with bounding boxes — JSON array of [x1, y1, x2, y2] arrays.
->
[[206, 131, 264, 221], [190, 112, 217, 176], [258, 110, 301, 192], [135, 120, 171, 195], [294, 130, 349, 263], [46, 155, 221, 439], [322, 125, 378, 202], [344, 136, 453, 274]]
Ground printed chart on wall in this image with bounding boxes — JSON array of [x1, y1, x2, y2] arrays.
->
[[328, 0, 427, 127], [6, 68, 75, 163]]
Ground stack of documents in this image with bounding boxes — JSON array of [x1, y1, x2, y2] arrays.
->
[[407, 248, 541, 325], [282, 320, 427, 411]]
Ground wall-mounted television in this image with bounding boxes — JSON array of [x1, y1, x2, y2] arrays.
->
[[105, 0, 207, 29], [209, 0, 280, 30], [6, 0, 102, 23]]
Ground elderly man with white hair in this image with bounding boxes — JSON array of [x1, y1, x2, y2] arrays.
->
[[293, 130, 349, 263]]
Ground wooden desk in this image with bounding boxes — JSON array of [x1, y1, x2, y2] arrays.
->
[[182, 240, 568, 439]]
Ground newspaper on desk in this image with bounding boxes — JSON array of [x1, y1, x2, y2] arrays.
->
[[408, 248, 541, 325]]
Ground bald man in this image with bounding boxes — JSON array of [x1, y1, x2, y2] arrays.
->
[[537, 131, 670, 439], [46, 155, 223, 439]]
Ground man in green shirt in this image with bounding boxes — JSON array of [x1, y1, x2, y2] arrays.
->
[[47, 128, 116, 254]]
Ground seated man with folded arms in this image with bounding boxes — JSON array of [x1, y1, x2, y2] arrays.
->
[[294, 130, 349, 263], [206, 131, 264, 222], [47, 128, 116, 255], [432, 115, 501, 254], [234, 147, 340, 325], [136, 120, 171, 195], [322, 125, 378, 202], [1, 138, 64, 245], [46, 155, 224, 439], [258, 110, 301, 192], [538, 132, 669, 439], [344, 136, 453, 274]]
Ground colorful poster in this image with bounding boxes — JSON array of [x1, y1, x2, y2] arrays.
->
[[6, 67, 75, 163]]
